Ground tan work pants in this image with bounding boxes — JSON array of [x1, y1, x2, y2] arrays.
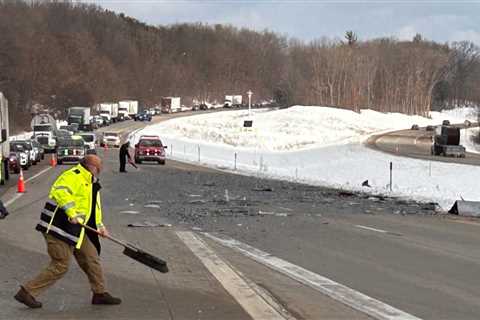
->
[[24, 233, 105, 297]]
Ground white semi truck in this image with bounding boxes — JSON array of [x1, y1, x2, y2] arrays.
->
[[224, 95, 243, 108], [99, 103, 119, 124], [0, 92, 9, 184], [161, 97, 181, 113], [31, 113, 57, 153], [118, 100, 138, 120]]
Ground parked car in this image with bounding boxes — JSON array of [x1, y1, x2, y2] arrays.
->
[[134, 135, 167, 165], [8, 142, 30, 172], [100, 132, 121, 148], [411, 124, 419, 130], [135, 111, 152, 122], [56, 135, 86, 164], [31, 140, 44, 161], [442, 120, 450, 126], [426, 125, 436, 131]]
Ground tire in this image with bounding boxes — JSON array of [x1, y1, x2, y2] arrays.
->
[[57, 159, 63, 165], [159, 160, 165, 165], [41, 154, 45, 160]]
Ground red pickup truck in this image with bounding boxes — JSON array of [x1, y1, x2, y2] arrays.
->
[[134, 135, 167, 165]]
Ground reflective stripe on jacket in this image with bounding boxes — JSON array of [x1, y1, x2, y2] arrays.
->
[[35, 164, 103, 249]]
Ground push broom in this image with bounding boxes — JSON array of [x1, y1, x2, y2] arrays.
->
[[80, 223, 168, 273]]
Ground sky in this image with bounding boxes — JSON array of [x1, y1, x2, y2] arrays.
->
[[86, 0, 480, 45]]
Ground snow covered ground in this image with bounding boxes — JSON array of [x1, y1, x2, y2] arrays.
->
[[129, 106, 480, 210]]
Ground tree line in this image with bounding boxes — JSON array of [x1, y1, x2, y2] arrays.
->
[[0, 0, 479, 131]]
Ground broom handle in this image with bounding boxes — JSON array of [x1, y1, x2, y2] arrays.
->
[[79, 222, 131, 249]]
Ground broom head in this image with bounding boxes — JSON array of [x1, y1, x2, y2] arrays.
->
[[123, 246, 169, 273]]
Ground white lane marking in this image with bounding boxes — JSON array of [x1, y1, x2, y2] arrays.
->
[[4, 193, 22, 207], [205, 233, 421, 320], [119, 210, 140, 214], [25, 167, 52, 183], [177, 231, 287, 320], [355, 225, 388, 234], [4, 167, 53, 207]]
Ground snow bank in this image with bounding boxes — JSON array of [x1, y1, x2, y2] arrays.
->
[[130, 106, 480, 210]]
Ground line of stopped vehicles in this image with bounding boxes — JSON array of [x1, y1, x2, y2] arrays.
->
[[8, 115, 168, 174]]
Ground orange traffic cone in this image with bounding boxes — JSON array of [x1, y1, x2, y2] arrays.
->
[[50, 154, 57, 167], [17, 169, 25, 193]]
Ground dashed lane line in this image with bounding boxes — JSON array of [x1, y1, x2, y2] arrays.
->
[[355, 225, 403, 237], [355, 225, 388, 234], [176, 231, 288, 320], [4, 193, 22, 207], [205, 232, 421, 320], [4, 166, 52, 207], [25, 167, 52, 183]]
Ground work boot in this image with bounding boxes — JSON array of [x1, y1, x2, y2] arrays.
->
[[14, 286, 42, 308], [92, 292, 122, 305]]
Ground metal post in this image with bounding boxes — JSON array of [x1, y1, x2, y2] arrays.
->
[[234, 152, 237, 170], [389, 162, 393, 191], [247, 90, 253, 116]]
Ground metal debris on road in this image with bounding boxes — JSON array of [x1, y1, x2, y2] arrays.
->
[[253, 186, 274, 192], [127, 221, 172, 228], [258, 210, 289, 217], [189, 199, 207, 204]]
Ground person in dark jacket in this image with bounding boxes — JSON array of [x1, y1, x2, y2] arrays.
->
[[119, 141, 132, 173], [0, 199, 9, 219]]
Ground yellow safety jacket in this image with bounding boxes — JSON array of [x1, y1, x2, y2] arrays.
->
[[36, 164, 104, 249]]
